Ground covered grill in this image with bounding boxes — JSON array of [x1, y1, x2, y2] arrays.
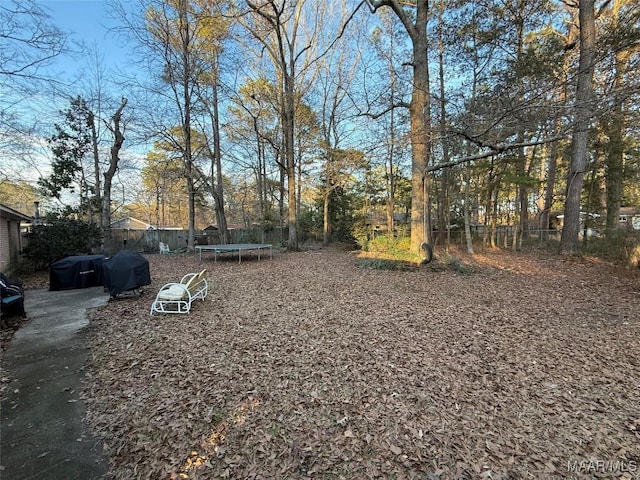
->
[[49, 255, 106, 291], [102, 250, 151, 298]]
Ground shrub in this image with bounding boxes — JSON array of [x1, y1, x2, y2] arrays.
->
[[439, 254, 476, 274], [357, 235, 423, 265], [351, 220, 370, 251], [367, 235, 414, 258], [582, 230, 640, 267], [22, 215, 103, 270], [355, 258, 417, 271]]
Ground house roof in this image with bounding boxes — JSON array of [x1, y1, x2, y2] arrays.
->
[[110, 216, 183, 230], [619, 206, 640, 216], [110, 216, 155, 230], [0, 203, 32, 222]]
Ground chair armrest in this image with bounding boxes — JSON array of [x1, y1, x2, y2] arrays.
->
[[2, 295, 23, 305]]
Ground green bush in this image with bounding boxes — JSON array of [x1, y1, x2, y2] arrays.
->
[[366, 235, 417, 261], [351, 220, 370, 251], [356, 234, 423, 264], [582, 231, 640, 267], [22, 214, 103, 270], [355, 258, 417, 271]]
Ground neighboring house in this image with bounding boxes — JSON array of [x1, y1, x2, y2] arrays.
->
[[553, 208, 640, 233], [110, 216, 156, 230], [107, 216, 185, 252], [554, 212, 601, 236], [0, 204, 32, 275], [110, 217, 184, 231], [366, 212, 410, 232], [618, 206, 640, 231]]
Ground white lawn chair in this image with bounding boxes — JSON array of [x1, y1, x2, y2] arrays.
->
[[150, 269, 208, 314], [159, 242, 171, 254]]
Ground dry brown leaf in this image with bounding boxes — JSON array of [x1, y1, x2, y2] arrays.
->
[[65, 246, 640, 480]]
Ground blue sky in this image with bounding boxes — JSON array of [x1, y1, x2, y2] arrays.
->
[[39, 0, 131, 77], [2, 2, 142, 187]]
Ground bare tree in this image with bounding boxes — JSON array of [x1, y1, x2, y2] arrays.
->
[[1, 0, 69, 185], [227, 78, 283, 227], [0, 0, 67, 80], [192, 0, 231, 243], [132, 0, 206, 251], [241, 0, 365, 250], [366, 8, 411, 238], [102, 97, 128, 238], [242, 0, 306, 250]]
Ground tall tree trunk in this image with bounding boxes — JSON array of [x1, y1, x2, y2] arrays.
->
[[368, 0, 432, 254], [517, 139, 527, 245], [386, 109, 396, 236], [210, 76, 229, 244], [284, 70, 297, 250], [463, 169, 474, 254], [279, 161, 285, 238], [102, 98, 127, 248], [251, 115, 267, 225], [605, 49, 628, 235], [542, 119, 564, 237], [541, 141, 559, 235], [409, 2, 432, 252], [89, 111, 101, 228], [561, 0, 596, 255], [384, 29, 397, 237], [323, 191, 331, 245], [514, 14, 528, 244], [245, 1, 300, 250], [179, 0, 195, 252], [541, 20, 574, 238], [436, 0, 449, 247]]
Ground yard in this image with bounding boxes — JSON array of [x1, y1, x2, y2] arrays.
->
[[78, 247, 638, 478]]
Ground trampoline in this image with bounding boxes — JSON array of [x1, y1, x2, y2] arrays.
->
[[195, 244, 272, 263]]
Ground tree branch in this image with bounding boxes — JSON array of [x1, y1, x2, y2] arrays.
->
[[426, 135, 568, 173]]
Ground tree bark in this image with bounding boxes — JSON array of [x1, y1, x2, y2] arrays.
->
[[179, 0, 196, 252], [436, 0, 449, 247], [604, 48, 628, 235], [210, 74, 229, 244], [463, 169, 474, 254], [368, 0, 432, 254], [245, 0, 301, 250], [323, 190, 331, 245], [561, 0, 596, 255], [102, 97, 128, 246], [89, 111, 101, 227]]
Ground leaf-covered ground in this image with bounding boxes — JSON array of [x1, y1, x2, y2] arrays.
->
[[78, 247, 639, 479]]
